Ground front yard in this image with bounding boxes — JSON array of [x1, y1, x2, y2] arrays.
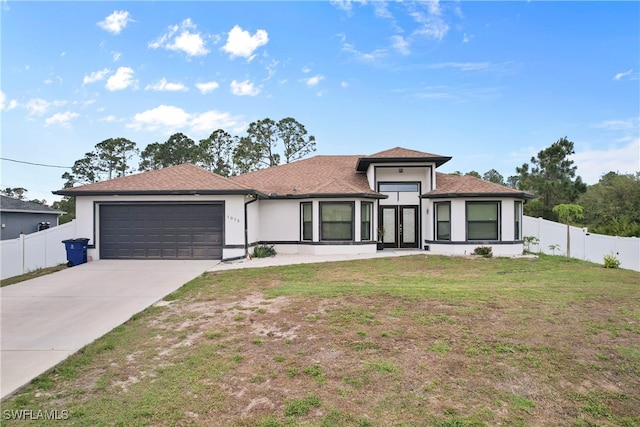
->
[[2, 254, 639, 426]]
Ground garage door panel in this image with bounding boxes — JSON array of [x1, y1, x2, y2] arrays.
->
[[100, 204, 224, 260]]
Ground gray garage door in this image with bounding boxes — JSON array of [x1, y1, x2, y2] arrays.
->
[[100, 203, 223, 259]]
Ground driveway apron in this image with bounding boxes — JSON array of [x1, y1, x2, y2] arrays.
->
[[1, 260, 217, 400]]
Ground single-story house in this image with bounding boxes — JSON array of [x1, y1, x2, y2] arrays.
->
[[53, 147, 535, 260], [0, 195, 64, 240]]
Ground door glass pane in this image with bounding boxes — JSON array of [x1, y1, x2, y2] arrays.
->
[[402, 208, 416, 244], [383, 209, 395, 243]]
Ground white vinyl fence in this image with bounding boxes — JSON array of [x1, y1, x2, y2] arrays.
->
[[0, 220, 77, 280], [523, 216, 640, 272]]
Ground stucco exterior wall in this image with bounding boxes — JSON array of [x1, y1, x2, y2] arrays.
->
[[252, 197, 378, 254], [423, 197, 525, 255], [75, 194, 246, 260], [257, 199, 302, 242]]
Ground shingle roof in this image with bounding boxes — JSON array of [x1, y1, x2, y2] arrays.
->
[[424, 173, 536, 199], [51, 148, 534, 200], [54, 163, 257, 196], [0, 195, 65, 214], [231, 155, 383, 198], [356, 146, 451, 171]]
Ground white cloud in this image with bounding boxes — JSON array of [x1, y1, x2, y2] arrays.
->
[[195, 81, 220, 94], [127, 104, 244, 135], [24, 98, 50, 117], [613, 69, 633, 81], [222, 25, 268, 60], [145, 78, 188, 92], [190, 111, 245, 134], [97, 10, 133, 35], [106, 67, 137, 91], [341, 81, 349, 88], [391, 35, 410, 55], [463, 33, 472, 43], [149, 19, 209, 57], [83, 68, 110, 85], [230, 80, 261, 96], [99, 115, 119, 123], [45, 111, 79, 127], [342, 42, 387, 62], [330, 0, 367, 14], [407, 1, 449, 40], [572, 139, 640, 184], [128, 105, 191, 132], [305, 74, 324, 87], [592, 118, 639, 131]]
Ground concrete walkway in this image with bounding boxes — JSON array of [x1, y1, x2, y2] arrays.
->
[[209, 249, 426, 272], [1, 250, 425, 400], [0, 260, 217, 400]]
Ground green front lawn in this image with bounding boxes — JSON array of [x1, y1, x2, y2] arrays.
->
[[2, 254, 639, 426]]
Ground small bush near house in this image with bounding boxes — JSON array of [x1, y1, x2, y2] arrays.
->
[[252, 244, 277, 258], [603, 254, 621, 269], [473, 246, 493, 258], [523, 236, 540, 253]]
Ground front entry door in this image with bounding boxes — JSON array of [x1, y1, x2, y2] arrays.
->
[[380, 206, 418, 248]]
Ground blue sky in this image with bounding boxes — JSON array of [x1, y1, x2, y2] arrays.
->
[[2, 0, 638, 202]]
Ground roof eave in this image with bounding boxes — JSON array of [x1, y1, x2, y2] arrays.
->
[[0, 209, 64, 214], [356, 156, 452, 171], [266, 192, 388, 200], [52, 189, 268, 197], [422, 192, 537, 200]]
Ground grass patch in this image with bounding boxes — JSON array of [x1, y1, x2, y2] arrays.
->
[[0, 264, 67, 287], [3, 254, 639, 426], [284, 394, 322, 416]]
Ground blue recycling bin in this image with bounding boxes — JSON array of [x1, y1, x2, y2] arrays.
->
[[62, 238, 90, 267]]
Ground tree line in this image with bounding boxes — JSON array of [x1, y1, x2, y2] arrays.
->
[[4, 131, 638, 237], [61, 117, 316, 188]]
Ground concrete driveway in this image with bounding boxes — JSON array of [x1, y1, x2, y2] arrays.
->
[[0, 259, 217, 400]]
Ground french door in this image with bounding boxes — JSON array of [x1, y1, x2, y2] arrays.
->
[[380, 206, 418, 248]]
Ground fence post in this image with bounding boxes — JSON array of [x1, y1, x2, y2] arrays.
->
[[20, 233, 26, 275]]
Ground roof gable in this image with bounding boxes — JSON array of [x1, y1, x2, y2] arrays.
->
[[356, 146, 451, 171], [425, 173, 536, 199], [54, 163, 256, 196]]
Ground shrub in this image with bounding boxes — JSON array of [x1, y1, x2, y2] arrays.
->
[[473, 246, 493, 258], [252, 244, 276, 258], [523, 236, 540, 253], [603, 254, 621, 269]]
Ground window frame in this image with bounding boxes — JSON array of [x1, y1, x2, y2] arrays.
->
[[434, 201, 451, 241], [466, 201, 501, 241], [514, 201, 523, 241], [300, 202, 313, 241], [377, 182, 420, 192], [361, 201, 373, 241], [319, 201, 355, 241]]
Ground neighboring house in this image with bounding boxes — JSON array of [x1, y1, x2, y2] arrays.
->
[[0, 195, 64, 240], [53, 147, 535, 260]]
